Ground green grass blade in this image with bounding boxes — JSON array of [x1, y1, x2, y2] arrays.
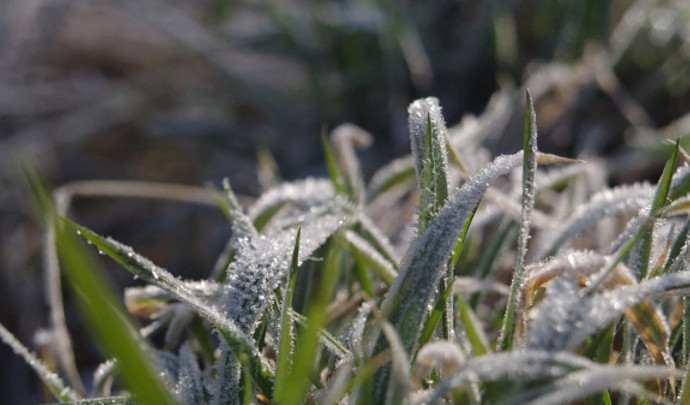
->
[[280, 238, 344, 404], [650, 139, 679, 218], [274, 227, 300, 401], [56, 219, 177, 404], [499, 88, 538, 351], [322, 132, 346, 196], [0, 321, 80, 402]]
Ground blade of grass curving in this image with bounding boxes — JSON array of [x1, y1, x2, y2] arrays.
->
[[274, 227, 300, 401], [372, 151, 525, 402], [322, 131, 347, 196], [279, 238, 344, 405], [63, 219, 275, 395], [248, 178, 341, 232], [540, 183, 654, 258], [499, 88, 538, 351], [366, 156, 415, 203], [0, 321, 80, 402], [330, 123, 373, 204], [458, 296, 490, 356], [343, 230, 396, 285], [59, 397, 137, 405], [429, 350, 594, 402]]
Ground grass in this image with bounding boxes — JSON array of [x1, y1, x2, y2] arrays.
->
[[5, 86, 690, 404]]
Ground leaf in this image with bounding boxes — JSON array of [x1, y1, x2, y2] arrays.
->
[[0, 322, 80, 402], [499, 88, 538, 350]]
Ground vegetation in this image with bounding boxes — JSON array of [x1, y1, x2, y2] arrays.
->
[[5, 86, 690, 404]]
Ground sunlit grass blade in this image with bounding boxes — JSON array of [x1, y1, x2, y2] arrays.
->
[[280, 238, 344, 405], [330, 124, 373, 204], [0, 321, 80, 402], [499, 88, 538, 351], [274, 227, 300, 401]]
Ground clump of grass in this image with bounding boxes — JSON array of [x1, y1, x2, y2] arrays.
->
[[6, 87, 690, 404]]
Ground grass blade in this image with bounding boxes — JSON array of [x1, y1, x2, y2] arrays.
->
[[273, 227, 300, 401], [280, 237, 344, 405], [0, 321, 80, 402], [499, 88, 538, 350]]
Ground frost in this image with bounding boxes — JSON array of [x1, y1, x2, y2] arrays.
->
[[174, 343, 207, 405], [222, 182, 353, 334], [209, 340, 240, 405], [507, 366, 681, 405]]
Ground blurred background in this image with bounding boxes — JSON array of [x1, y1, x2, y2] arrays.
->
[[2, 0, 690, 401]]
